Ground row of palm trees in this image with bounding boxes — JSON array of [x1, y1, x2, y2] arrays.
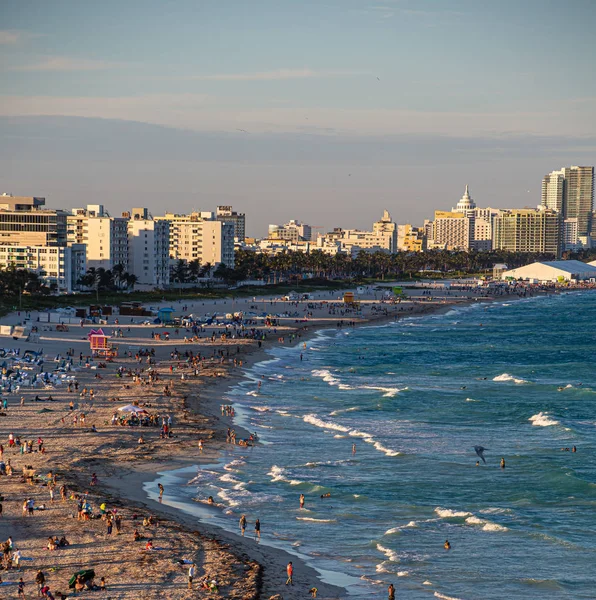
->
[[229, 247, 588, 282], [0, 266, 52, 298], [78, 265, 138, 292]]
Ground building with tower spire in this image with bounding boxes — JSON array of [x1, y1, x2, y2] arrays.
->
[[452, 185, 476, 214]]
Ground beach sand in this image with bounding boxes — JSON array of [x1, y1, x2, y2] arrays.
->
[[0, 287, 492, 599]]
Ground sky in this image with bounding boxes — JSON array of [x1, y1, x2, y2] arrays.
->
[[1, 0, 595, 236]]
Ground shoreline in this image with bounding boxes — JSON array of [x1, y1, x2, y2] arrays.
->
[[0, 285, 564, 598]]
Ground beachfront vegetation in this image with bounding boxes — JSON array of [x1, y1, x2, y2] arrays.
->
[[229, 248, 562, 282]]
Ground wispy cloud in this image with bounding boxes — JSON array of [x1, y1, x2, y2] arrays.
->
[[188, 68, 357, 81], [9, 56, 126, 72]]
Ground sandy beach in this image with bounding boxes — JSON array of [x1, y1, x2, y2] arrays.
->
[[0, 285, 525, 599]]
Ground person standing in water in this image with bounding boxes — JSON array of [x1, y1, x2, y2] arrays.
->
[[388, 582, 395, 599], [158, 483, 164, 499], [254, 518, 261, 541], [239, 514, 247, 536], [299, 494, 305, 509], [500, 457, 506, 469]]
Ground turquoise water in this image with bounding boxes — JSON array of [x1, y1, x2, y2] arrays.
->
[[175, 292, 596, 599]]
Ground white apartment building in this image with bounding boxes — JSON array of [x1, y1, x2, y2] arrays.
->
[[67, 205, 128, 270], [563, 218, 580, 251], [472, 207, 500, 251], [156, 212, 235, 268], [0, 244, 86, 293], [127, 208, 170, 287]]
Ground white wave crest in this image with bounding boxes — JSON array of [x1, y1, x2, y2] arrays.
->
[[435, 507, 472, 518], [493, 373, 529, 384], [296, 517, 336, 523], [268, 465, 303, 486], [373, 441, 401, 456], [312, 369, 341, 386], [246, 390, 259, 396], [223, 459, 245, 471], [529, 412, 560, 427], [376, 543, 400, 562], [398, 571, 410, 577], [385, 521, 417, 535], [303, 414, 350, 432], [465, 515, 508, 532], [250, 406, 271, 412], [330, 406, 359, 416], [435, 593, 464, 600], [363, 385, 408, 397]]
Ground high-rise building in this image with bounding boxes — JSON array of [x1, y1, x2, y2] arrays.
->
[[541, 171, 565, 213], [157, 212, 235, 268], [0, 194, 68, 246], [542, 166, 594, 245], [216, 206, 246, 241], [127, 209, 170, 287], [67, 205, 128, 270], [427, 211, 474, 251], [493, 209, 562, 256]]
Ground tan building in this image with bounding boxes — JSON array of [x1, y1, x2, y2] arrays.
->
[[157, 212, 235, 268], [318, 210, 397, 255], [268, 219, 312, 243], [0, 194, 68, 247], [493, 209, 562, 256], [397, 224, 426, 252], [427, 211, 473, 251]]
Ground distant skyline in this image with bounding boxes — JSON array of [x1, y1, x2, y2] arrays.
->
[[1, 0, 595, 236]]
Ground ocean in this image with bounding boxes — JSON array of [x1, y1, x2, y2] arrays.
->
[[146, 291, 596, 599]]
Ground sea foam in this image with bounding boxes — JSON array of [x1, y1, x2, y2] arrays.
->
[[529, 412, 560, 427], [493, 373, 529, 384]]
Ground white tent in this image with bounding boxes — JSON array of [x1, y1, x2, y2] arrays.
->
[[117, 405, 147, 414]]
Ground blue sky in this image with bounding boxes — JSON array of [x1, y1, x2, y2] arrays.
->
[[1, 0, 595, 234]]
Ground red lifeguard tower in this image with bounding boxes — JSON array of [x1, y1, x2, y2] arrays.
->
[[88, 328, 117, 358]]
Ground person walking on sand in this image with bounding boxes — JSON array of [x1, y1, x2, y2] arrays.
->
[[286, 561, 294, 585], [239, 514, 247, 536], [254, 518, 261, 542], [17, 577, 25, 598], [158, 483, 164, 499]]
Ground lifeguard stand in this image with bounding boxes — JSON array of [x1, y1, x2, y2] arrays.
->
[[157, 307, 175, 324], [88, 328, 117, 358]]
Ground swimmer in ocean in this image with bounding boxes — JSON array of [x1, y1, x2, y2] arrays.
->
[[321, 493, 331, 499], [500, 457, 506, 469], [444, 540, 451, 550]]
